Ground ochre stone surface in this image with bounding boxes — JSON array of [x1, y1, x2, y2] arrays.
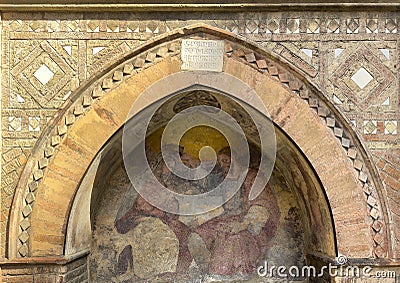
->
[[131, 217, 180, 279]]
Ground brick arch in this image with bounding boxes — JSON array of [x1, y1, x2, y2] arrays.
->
[[8, 24, 389, 259]]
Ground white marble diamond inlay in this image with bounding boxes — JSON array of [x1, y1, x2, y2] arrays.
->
[[63, 45, 72, 55], [382, 97, 390, 106], [33, 64, 54, 85], [379, 48, 390, 60], [16, 93, 25, 103], [351, 67, 373, 89], [300, 48, 313, 58], [92, 46, 105, 55], [334, 48, 344, 58]]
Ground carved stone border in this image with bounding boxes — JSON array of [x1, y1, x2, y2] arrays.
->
[[12, 25, 387, 258], [4, 13, 400, 37], [2, 2, 400, 13], [228, 42, 387, 257], [15, 40, 181, 257]]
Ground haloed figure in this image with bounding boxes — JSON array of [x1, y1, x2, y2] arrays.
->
[[216, 146, 231, 175], [113, 145, 280, 279], [195, 146, 280, 276]]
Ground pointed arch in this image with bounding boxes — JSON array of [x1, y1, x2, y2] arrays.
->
[[8, 24, 390, 260]]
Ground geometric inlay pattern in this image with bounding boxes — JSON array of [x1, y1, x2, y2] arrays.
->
[[385, 121, 398, 135], [86, 40, 139, 78], [11, 42, 74, 108], [331, 44, 395, 110], [327, 19, 340, 33], [1, 12, 398, 261], [364, 120, 378, 134], [265, 41, 319, 78], [347, 18, 359, 34]]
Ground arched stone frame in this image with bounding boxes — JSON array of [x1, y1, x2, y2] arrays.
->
[[7, 24, 390, 260], [65, 76, 338, 262]]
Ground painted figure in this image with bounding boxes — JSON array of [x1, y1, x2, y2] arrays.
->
[[114, 145, 280, 278], [114, 146, 194, 278], [195, 147, 280, 275]]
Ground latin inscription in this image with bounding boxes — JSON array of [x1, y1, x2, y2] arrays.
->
[[181, 39, 224, 72]]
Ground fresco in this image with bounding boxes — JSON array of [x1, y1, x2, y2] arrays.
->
[[89, 133, 307, 282]]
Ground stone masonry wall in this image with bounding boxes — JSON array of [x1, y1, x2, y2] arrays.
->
[[0, 253, 88, 282], [0, 10, 398, 262]]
